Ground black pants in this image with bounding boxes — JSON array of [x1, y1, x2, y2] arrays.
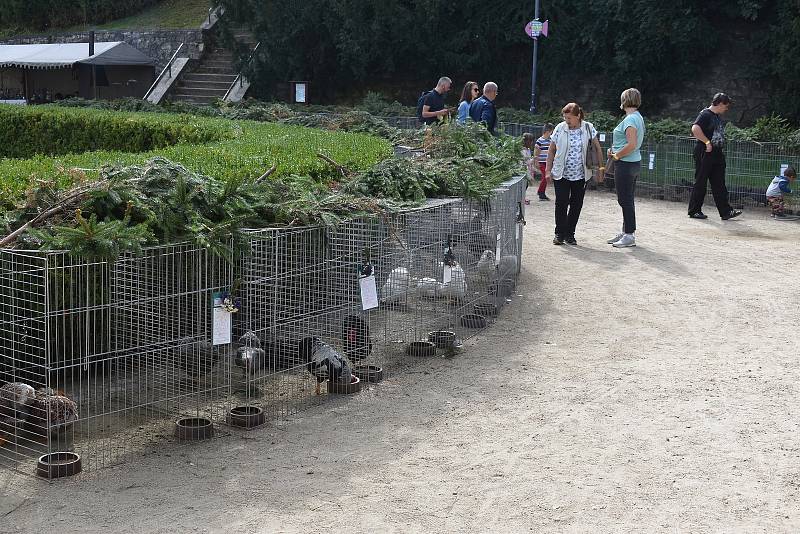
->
[[688, 145, 732, 217], [615, 160, 640, 233], [554, 178, 586, 238]]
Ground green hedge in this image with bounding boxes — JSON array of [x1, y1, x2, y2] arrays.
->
[[0, 106, 226, 159], [0, 105, 393, 209]]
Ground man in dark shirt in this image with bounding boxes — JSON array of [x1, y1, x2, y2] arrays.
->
[[421, 77, 452, 125], [688, 92, 742, 220], [468, 82, 498, 136]]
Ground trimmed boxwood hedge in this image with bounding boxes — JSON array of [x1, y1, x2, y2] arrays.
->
[[0, 106, 226, 159], [0, 105, 393, 209]]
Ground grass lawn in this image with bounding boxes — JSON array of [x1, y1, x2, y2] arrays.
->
[[0, 0, 212, 36]]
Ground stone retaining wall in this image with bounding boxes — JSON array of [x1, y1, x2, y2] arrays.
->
[[0, 30, 205, 70]]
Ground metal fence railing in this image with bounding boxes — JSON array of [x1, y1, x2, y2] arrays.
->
[[381, 117, 798, 210]]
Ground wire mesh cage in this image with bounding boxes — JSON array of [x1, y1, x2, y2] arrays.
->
[[0, 177, 528, 479], [1, 244, 234, 478]]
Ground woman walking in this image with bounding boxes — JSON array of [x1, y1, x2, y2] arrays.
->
[[457, 81, 479, 124], [607, 88, 645, 248], [545, 103, 603, 245]]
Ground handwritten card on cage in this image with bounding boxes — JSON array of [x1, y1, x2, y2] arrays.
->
[[358, 264, 378, 310], [211, 292, 232, 345]]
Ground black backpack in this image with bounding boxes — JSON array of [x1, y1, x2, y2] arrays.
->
[[416, 90, 432, 122]]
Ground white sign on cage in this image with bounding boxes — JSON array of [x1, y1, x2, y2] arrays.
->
[[781, 163, 789, 176], [359, 267, 378, 310], [649, 153, 655, 170], [211, 292, 232, 345]]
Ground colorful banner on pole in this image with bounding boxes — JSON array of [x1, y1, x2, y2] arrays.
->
[[525, 19, 549, 39]]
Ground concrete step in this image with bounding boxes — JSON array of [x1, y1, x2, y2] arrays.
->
[[193, 66, 237, 75], [203, 60, 236, 68], [179, 80, 232, 90], [175, 87, 228, 98], [182, 73, 238, 83]]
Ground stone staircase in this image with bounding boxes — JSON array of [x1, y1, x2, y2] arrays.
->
[[171, 30, 257, 104]]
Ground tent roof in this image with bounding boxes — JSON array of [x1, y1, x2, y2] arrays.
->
[[0, 42, 155, 69]]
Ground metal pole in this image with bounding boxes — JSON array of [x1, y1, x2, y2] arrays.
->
[[530, 0, 540, 114]]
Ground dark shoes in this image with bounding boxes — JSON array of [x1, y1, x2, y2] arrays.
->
[[565, 237, 577, 245], [539, 194, 550, 201], [721, 209, 742, 220], [553, 236, 564, 245], [688, 212, 708, 219]]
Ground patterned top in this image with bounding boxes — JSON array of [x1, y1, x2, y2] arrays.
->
[[535, 136, 551, 163], [563, 128, 585, 181]]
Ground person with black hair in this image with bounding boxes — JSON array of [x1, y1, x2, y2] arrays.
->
[[688, 92, 742, 220]]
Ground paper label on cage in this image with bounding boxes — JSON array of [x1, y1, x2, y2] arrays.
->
[[443, 265, 452, 284], [648, 153, 655, 170], [212, 306, 232, 346], [781, 163, 789, 176], [495, 234, 501, 265], [359, 275, 379, 310], [599, 133, 606, 142]]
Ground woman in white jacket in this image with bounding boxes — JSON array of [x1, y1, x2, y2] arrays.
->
[[544, 102, 604, 245]]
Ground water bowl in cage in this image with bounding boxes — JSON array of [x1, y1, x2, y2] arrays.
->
[[229, 406, 266, 429], [428, 330, 456, 349], [175, 417, 214, 441], [460, 314, 488, 329], [474, 302, 498, 317], [353, 365, 384, 383], [328, 375, 362, 394], [36, 451, 81, 479], [406, 341, 436, 357]]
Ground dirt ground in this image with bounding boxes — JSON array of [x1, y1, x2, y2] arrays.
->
[[2, 191, 800, 534]]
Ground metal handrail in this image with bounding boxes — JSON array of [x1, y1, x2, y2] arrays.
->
[[223, 41, 260, 101], [143, 42, 185, 101]]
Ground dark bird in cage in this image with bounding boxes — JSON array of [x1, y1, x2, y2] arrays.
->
[[342, 315, 372, 362], [299, 337, 353, 395], [235, 331, 268, 376], [29, 388, 78, 435], [0, 382, 36, 443]]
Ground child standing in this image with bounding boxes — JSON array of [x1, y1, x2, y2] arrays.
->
[[766, 166, 796, 219], [521, 133, 536, 204], [533, 123, 555, 201]]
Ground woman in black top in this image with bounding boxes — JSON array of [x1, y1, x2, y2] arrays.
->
[[687, 92, 742, 220]]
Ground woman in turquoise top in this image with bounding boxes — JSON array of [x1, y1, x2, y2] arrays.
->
[[606, 88, 645, 248]]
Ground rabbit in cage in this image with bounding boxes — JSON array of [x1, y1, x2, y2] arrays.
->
[[0, 382, 36, 442]]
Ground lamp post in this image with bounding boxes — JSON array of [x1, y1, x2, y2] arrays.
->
[[530, 0, 541, 113]]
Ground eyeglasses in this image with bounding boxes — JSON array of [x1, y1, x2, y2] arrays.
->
[[472, 88, 480, 92]]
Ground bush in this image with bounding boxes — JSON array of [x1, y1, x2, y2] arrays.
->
[[0, 105, 393, 209], [0, 105, 225, 159]]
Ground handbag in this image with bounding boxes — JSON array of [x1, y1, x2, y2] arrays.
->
[[584, 124, 600, 169], [604, 156, 615, 180]]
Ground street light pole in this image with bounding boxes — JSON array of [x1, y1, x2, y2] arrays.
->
[[530, 0, 541, 114]]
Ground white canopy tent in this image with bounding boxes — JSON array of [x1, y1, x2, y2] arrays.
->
[[0, 42, 154, 69], [0, 42, 155, 101]]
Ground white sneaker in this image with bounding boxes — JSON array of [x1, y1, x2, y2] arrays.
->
[[612, 234, 636, 248], [606, 233, 624, 244]]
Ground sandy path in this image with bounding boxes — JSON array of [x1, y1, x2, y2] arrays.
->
[[2, 192, 799, 533]]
